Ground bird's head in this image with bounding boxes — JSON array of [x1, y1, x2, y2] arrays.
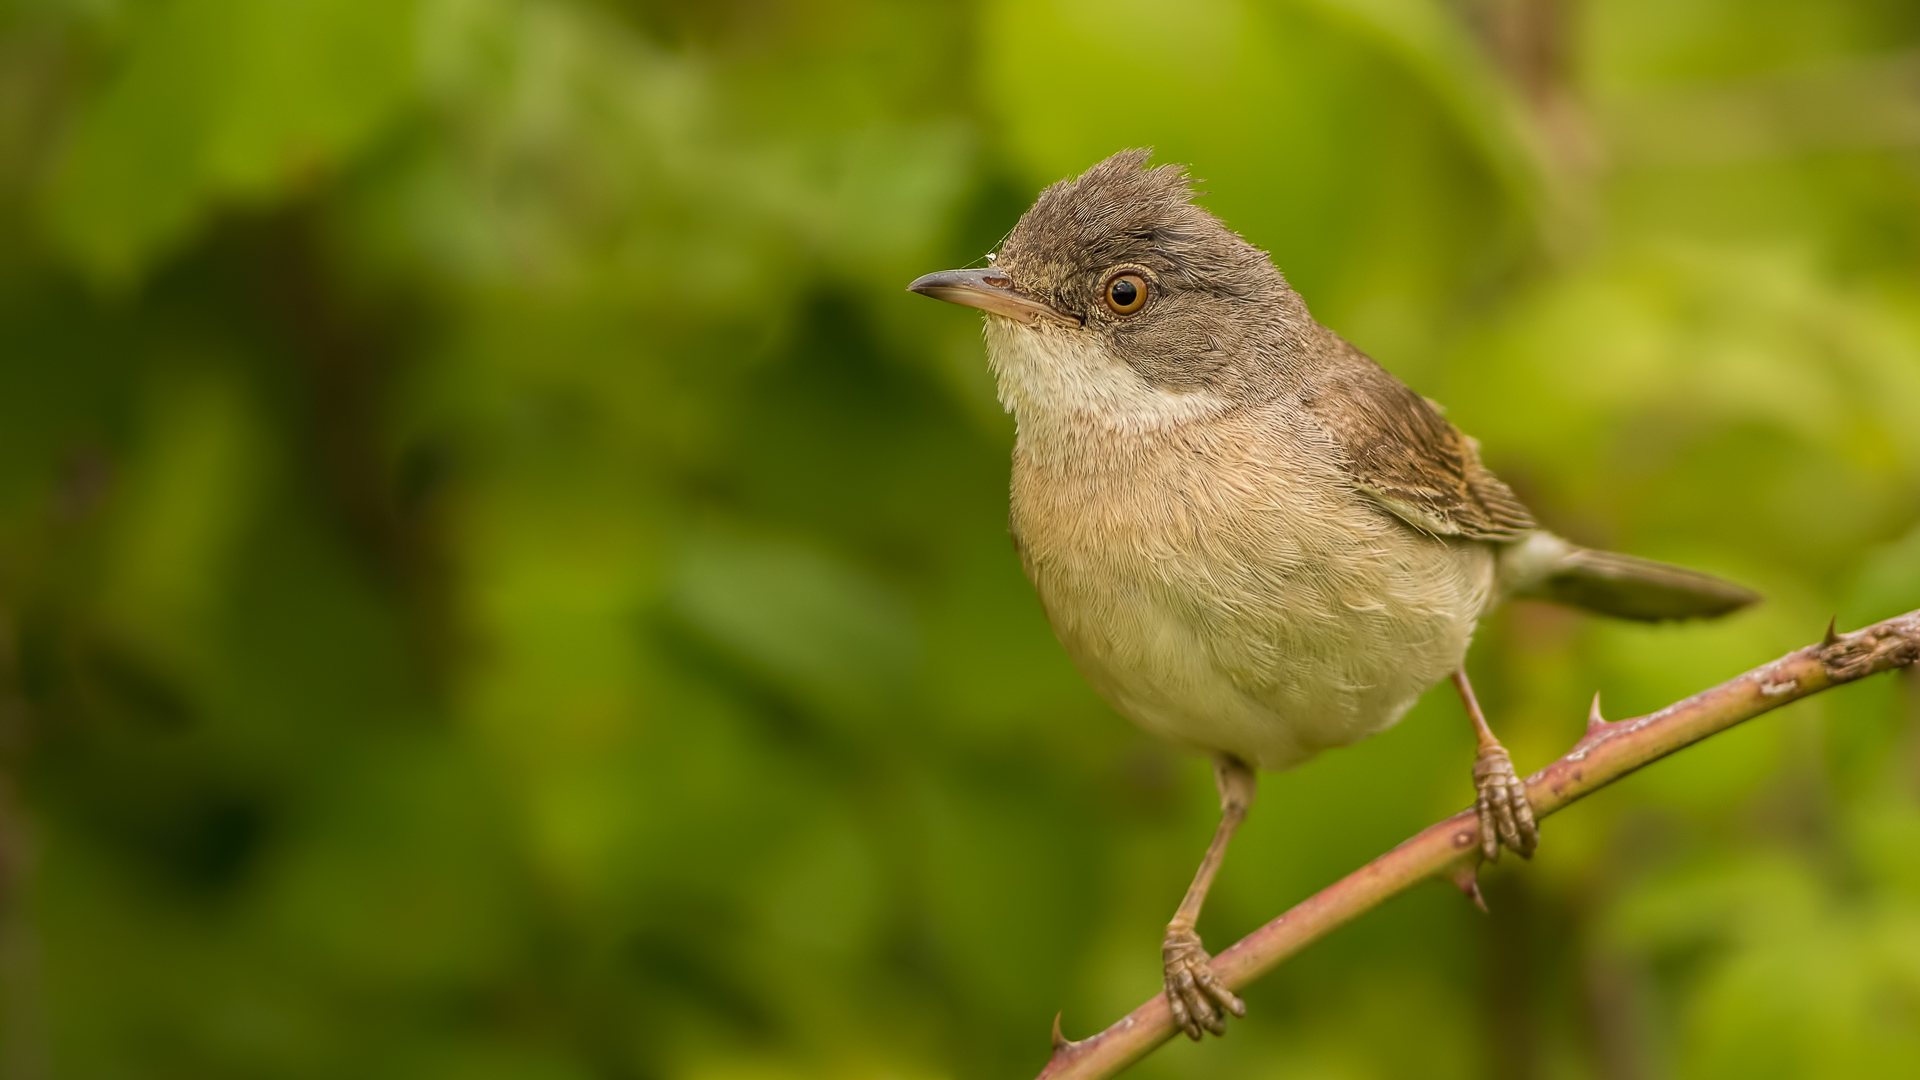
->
[[909, 150, 1307, 428]]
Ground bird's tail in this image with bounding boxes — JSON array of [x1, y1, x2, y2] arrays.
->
[[1498, 533, 1759, 622]]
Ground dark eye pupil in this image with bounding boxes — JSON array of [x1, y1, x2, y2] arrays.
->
[[1111, 279, 1138, 307]]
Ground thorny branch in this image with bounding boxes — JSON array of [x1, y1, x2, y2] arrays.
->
[[1036, 609, 1920, 1080]]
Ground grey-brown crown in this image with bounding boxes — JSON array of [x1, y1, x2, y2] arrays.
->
[[996, 149, 1286, 319]]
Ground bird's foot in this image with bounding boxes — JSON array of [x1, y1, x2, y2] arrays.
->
[[1161, 925, 1244, 1040], [1472, 743, 1537, 861]]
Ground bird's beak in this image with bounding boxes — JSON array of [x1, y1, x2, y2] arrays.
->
[[906, 268, 1083, 328]]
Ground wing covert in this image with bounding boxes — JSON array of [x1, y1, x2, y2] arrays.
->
[[1300, 339, 1535, 541]]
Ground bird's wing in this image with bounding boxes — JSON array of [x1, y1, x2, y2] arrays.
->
[[1300, 343, 1535, 541]]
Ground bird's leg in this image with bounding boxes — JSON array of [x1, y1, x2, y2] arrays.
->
[[1161, 754, 1255, 1041], [1453, 668, 1538, 861]]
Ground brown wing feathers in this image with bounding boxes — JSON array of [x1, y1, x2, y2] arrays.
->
[[1302, 342, 1535, 541], [1298, 338, 1760, 620]]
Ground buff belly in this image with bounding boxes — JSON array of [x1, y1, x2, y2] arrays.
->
[[1020, 497, 1496, 771]]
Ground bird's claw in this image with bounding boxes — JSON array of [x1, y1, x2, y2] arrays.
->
[[1161, 925, 1245, 1040], [1472, 743, 1537, 861]]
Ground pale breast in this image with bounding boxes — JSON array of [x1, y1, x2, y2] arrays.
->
[[1010, 408, 1494, 770]]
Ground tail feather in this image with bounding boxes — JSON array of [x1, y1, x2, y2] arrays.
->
[[1500, 534, 1759, 622]]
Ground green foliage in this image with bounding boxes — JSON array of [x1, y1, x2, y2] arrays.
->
[[50, 0, 419, 280], [1, 0, 1918, 1077]]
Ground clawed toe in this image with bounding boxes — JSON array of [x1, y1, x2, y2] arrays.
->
[[1162, 927, 1245, 1040], [1472, 744, 1538, 862]]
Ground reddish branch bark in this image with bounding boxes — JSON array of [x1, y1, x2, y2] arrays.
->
[[1038, 609, 1920, 1080]]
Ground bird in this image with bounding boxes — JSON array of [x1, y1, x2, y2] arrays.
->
[[906, 149, 1757, 1042]]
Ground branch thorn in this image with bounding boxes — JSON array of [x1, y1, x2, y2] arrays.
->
[[1823, 617, 1842, 648], [1586, 692, 1606, 733], [1451, 864, 1488, 913], [1051, 1012, 1073, 1055]]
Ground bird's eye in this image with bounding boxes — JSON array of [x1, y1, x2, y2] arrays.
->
[[1104, 272, 1148, 315]]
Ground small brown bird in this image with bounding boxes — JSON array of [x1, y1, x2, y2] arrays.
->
[[908, 150, 1755, 1041]]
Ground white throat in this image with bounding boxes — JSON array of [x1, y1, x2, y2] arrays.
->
[[983, 318, 1227, 464]]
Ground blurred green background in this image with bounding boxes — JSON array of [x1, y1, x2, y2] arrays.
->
[[2, 0, 1920, 1077]]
